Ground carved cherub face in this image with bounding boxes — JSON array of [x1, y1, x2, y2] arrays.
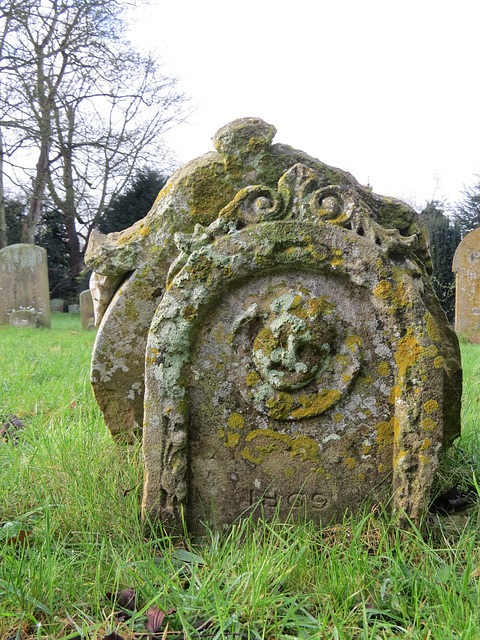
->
[[252, 293, 337, 391]]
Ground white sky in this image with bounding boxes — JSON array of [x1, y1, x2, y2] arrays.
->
[[127, 0, 480, 211]]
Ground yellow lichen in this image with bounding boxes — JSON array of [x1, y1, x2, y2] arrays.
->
[[425, 345, 438, 357], [246, 371, 260, 387], [395, 333, 421, 379], [290, 437, 319, 462], [420, 438, 431, 450], [267, 392, 294, 420], [378, 464, 388, 473], [344, 457, 355, 469], [291, 389, 342, 419], [426, 313, 441, 341], [228, 413, 244, 430], [334, 413, 343, 423], [378, 362, 389, 376], [345, 335, 362, 350], [422, 418, 437, 431], [225, 432, 240, 447], [374, 280, 392, 299], [375, 416, 399, 450], [424, 400, 438, 414], [389, 385, 402, 404], [434, 356, 443, 369]]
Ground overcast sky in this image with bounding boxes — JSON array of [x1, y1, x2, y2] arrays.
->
[[128, 0, 480, 211]]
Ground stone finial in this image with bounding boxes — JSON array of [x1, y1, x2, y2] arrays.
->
[[212, 117, 277, 156]]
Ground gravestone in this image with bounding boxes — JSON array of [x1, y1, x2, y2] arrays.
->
[[452, 227, 480, 332], [0, 243, 51, 328], [68, 303, 80, 314], [79, 289, 95, 330], [85, 118, 462, 533], [50, 298, 65, 312]]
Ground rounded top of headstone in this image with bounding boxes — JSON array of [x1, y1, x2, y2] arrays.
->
[[212, 117, 277, 156]]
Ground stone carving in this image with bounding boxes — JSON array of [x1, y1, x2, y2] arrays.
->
[[85, 118, 462, 532], [0, 244, 51, 328], [453, 227, 480, 332]]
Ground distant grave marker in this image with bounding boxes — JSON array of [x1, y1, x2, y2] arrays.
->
[[80, 289, 95, 330], [50, 298, 65, 312], [0, 243, 51, 328], [453, 227, 480, 332]]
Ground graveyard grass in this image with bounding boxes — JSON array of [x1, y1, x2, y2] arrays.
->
[[1, 314, 480, 640]]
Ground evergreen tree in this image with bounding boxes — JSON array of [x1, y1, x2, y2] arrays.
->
[[4, 196, 25, 245], [455, 177, 480, 236], [421, 200, 461, 322], [35, 206, 77, 300], [97, 168, 167, 234]]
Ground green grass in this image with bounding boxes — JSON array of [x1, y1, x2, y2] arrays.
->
[[1, 316, 480, 639]]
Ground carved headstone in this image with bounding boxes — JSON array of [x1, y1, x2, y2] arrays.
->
[[453, 227, 480, 333], [85, 118, 462, 532], [0, 244, 51, 328], [80, 289, 95, 330]]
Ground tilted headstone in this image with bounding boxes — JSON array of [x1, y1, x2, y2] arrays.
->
[[453, 227, 480, 333], [0, 244, 51, 328], [79, 289, 95, 330], [85, 118, 462, 533]]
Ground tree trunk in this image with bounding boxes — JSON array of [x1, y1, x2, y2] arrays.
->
[[0, 130, 7, 249]]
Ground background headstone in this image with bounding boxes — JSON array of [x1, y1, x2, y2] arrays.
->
[[79, 289, 95, 330], [452, 227, 480, 332], [68, 303, 80, 314], [50, 298, 65, 312], [0, 243, 51, 328]]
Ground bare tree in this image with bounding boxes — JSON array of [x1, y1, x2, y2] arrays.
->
[[0, 0, 186, 271]]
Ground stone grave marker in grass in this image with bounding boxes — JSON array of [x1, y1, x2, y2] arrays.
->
[[80, 289, 95, 330], [453, 227, 480, 333], [85, 117, 462, 533], [0, 243, 51, 328]]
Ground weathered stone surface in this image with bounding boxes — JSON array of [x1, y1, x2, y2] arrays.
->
[[0, 244, 51, 328], [86, 118, 462, 532], [9, 310, 36, 327], [50, 298, 65, 312], [453, 228, 480, 332], [80, 289, 95, 330]]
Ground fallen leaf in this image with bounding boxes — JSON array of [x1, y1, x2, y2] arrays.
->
[[1, 413, 26, 444], [103, 632, 124, 640], [430, 485, 477, 514], [7, 530, 32, 547], [106, 588, 136, 611], [145, 606, 176, 634]]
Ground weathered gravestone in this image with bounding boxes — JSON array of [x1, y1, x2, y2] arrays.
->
[[79, 289, 95, 330], [0, 244, 51, 328], [50, 298, 65, 312], [85, 118, 462, 533], [453, 227, 480, 333]]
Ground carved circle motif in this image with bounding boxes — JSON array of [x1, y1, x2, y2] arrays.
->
[[235, 290, 362, 421]]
